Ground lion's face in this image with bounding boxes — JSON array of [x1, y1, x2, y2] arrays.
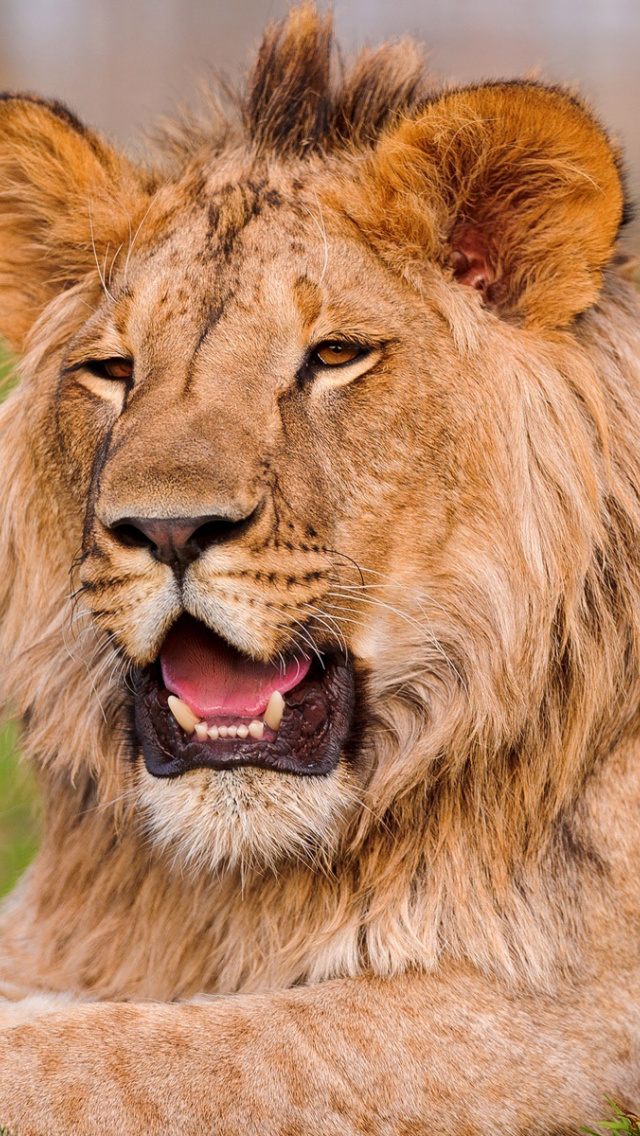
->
[[0, 22, 629, 878], [37, 169, 474, 869]]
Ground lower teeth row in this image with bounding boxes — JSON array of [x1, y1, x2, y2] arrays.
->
[[195, 720, 263, 741], [167, 691, 285, 740]]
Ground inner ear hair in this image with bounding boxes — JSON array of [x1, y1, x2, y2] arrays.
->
[[451, 229, 497, 300]]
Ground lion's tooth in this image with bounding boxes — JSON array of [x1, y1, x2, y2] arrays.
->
[[227, 725, 238, 738], [248, 720, 264, 739], [168, 695, 200, 734], [237, 725, 249, 739], [264, 691, 285, 731], [208, 726, 219, 740], [194, 723, 208, 741], [218, 726, 229, 738]]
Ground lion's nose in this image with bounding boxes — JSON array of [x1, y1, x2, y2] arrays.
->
[[107, 511, 258, 569]]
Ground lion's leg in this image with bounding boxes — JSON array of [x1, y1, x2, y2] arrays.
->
[[0, 972, 638, 1136]]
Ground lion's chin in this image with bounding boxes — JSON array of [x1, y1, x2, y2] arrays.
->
[[136, 760, 360, 874], [130, 615, 357, 780]]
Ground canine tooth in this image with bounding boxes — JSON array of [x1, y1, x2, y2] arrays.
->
[[264, 691, 285, 731], [248, 720, 264, 740], [194, 723, 208, 741], [218, 726, 229, 738], [168, 696, 200, 734], [237, 724, 249, 739], [207, 726, 219, 740], [227, 725, 238, 738]]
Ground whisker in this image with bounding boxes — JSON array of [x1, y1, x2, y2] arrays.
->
[[301, 602, 348, 657], [107, 242, 124, 290], [326, 592, 464, 686], [124, 185, 170, 283], [87, 200, 115, 304], [288, 616, 325, 669], [309, 190, 329, 285]]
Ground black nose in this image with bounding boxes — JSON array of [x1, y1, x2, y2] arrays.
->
[[107, 512, 256, 568]]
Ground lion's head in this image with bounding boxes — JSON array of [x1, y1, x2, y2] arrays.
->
[[2, 5, 640, 987]]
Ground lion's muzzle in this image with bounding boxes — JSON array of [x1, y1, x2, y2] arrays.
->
[[132, 614, 356, 778]]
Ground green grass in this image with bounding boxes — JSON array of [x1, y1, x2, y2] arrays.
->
[[0, 721, 39, 899], [582, 1100, 640, 1134], [0, 350, 40, 901]]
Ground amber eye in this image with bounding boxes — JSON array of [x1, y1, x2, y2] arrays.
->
[[312, 342, 364, 367], [87, 358, 134, 381]]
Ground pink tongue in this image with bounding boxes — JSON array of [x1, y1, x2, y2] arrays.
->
[[160, 617, 311, 718]]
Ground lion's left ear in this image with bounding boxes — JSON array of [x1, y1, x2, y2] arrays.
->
[[0, 95, 152, 352], [352, 81, 626, 328]]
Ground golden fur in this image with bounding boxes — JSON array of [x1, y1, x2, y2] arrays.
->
[[0, 7, 639, 1132]]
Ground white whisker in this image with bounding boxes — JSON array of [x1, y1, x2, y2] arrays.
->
[[87, 200, 114, 304]]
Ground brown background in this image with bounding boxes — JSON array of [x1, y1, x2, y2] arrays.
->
[[0, 0, 638, 246]]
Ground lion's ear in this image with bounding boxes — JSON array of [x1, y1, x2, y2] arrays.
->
[[359, 82, 626, 327], [0, 95, 150, 351]]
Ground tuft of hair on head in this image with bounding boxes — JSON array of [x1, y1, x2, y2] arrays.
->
[[330, 39, 431, 148], [244, 3, 333, 157], [243, 2, 432, 158]]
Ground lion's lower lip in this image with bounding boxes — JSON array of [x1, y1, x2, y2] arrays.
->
[[131, 652, 356, 778]]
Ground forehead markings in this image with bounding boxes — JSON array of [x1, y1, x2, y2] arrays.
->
[[112, 289, 134, 337], [183, 182, 270, 369], [293, 275, 322, 327], [180, 180, 295, 395], [201, 178, 284, 264], [136, 178, 300, 396]]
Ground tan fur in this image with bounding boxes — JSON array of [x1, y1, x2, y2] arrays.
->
[[0, 7, 639, 1133]]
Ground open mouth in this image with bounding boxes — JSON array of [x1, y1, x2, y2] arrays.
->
[[131, 615, 356, 778]]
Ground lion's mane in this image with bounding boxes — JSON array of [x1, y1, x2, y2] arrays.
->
[[0, 7, 639, 1000]]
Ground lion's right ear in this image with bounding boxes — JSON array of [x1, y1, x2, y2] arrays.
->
[[0, 95, 151, 352], [344, 82, 626, 329]]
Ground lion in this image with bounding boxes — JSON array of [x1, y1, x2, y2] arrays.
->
[[0, 5, 639, 1132]]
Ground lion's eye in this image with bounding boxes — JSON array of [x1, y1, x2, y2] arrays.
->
[[312, 342, 365, 367], [86, 358, 133, 382]]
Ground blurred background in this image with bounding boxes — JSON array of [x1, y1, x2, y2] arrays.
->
[[0, 0, 639, 896], [0, 0, 638, 245]]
